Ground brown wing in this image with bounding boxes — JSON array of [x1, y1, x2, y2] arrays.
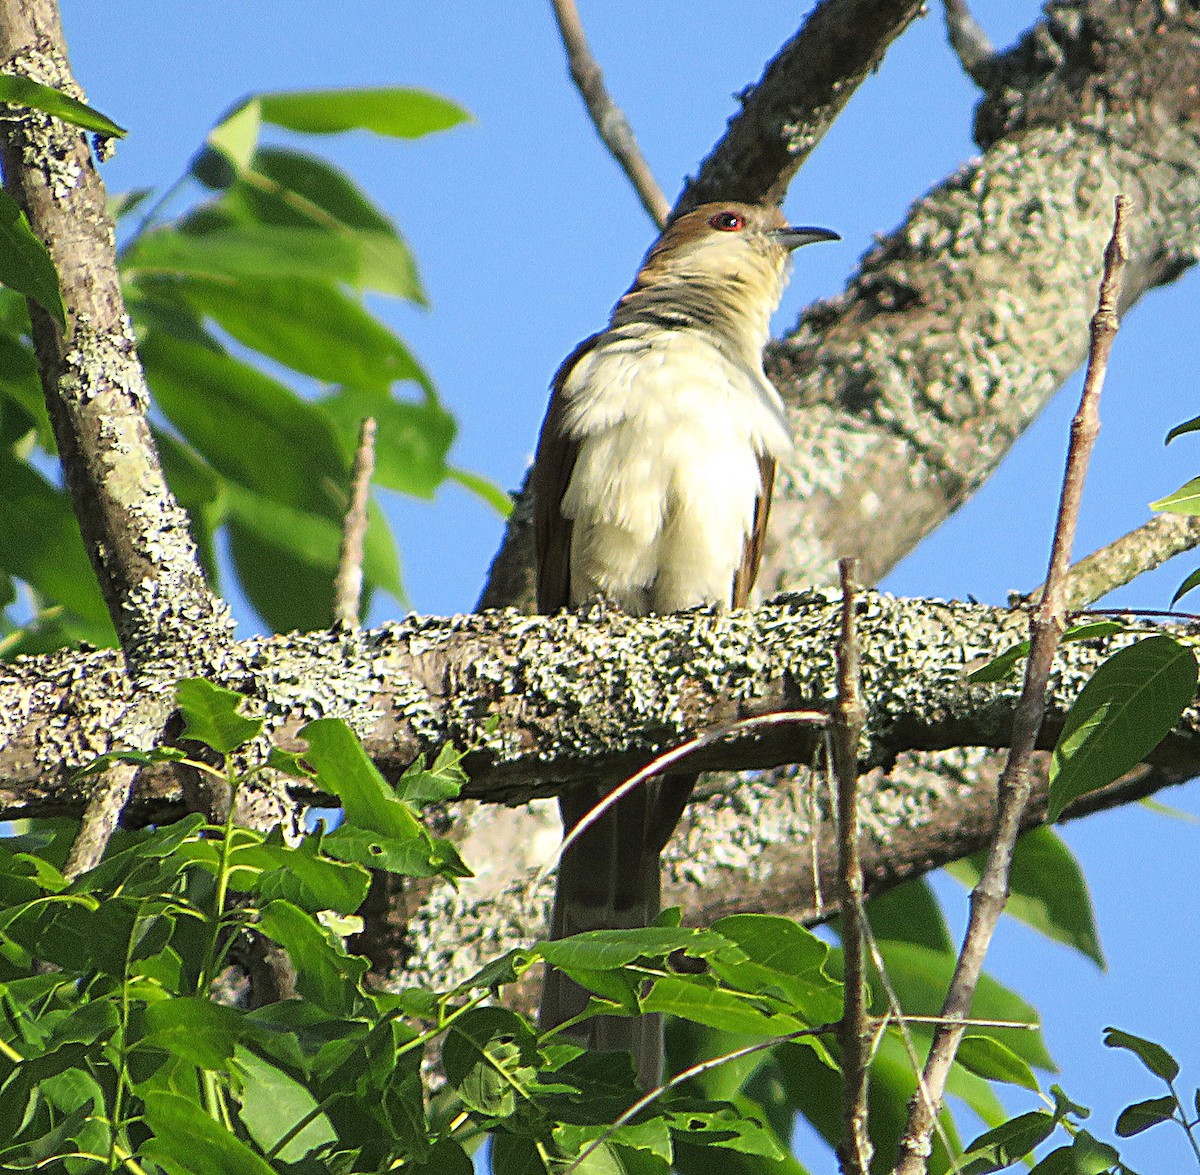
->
[[532, 336, 597, 613], [731, 452, 776, 608]]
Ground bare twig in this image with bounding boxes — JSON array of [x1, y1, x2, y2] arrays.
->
[[333, 417, 377, 629], [895, 195, 1131, 1174], [833, 558, 872, 1175], [539, 708, 829, 885], [943, 0, 995, 85], [1023, 512, 1200, 611], [549, 0, 669, 228]]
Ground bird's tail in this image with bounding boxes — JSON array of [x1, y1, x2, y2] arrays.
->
[[539, 774, 695, 1090]]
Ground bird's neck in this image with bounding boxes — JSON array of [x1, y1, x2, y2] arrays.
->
[[609, 262, 784, 368]]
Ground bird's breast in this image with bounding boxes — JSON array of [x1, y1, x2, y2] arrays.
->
[[558, 329, 791, 613]]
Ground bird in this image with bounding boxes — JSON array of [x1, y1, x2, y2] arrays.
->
[[533, 200, 838, 1088]]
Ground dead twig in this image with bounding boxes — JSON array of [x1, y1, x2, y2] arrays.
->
[[333, 417, 377, 629], [833, 558, 872, 1175], [894, 195, 1131, 1174], [549, 0, 669, 228]]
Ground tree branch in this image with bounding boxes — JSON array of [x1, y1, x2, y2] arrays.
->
[[677, 0, 927, 213], [549, 0, 669, 228]]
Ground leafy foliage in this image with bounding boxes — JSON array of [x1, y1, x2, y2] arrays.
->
[[0, 679, 1087, 1174], [0, 83, 502, 653]]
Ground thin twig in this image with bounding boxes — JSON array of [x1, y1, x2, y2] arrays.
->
[[549, 0, 670, 228], [1022, 513, 1200, 611], [894, 195, 1131, 1174], [538, 709, 829, 886], [333, 418, 377, 629], [833, 558, 872, 1175]]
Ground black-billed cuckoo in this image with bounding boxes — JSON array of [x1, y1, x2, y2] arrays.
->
[[533, 201, 838, 1087]]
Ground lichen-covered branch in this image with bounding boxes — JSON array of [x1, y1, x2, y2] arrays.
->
[[676, 0, 927, 213], [2, 591, 1198, 819], [0, 1, 232, 674]]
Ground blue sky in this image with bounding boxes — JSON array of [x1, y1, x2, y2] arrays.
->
[[59, 3, 1200, 1169]]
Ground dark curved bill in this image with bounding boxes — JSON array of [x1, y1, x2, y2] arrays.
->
[[774, 225, 841, 250]]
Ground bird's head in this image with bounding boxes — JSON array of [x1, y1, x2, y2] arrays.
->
[[615, 201, 838, 354]]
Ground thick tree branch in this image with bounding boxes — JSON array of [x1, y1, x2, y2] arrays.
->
[[3, 592, 1198, 819], [0, 1, 232, 673], [677, 0, 927, 213]]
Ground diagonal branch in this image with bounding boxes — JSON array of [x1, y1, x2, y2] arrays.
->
[[549, 0, 669, 228], [895, 195, 1131, 1175]]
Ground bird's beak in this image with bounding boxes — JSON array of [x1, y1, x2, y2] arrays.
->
[[773, 225, 840, 250]]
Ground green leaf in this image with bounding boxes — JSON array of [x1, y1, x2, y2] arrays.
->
[[258, 87, 470, 138], [1170, 566, 1200, 608], [1049, 635, 1198, 821], [299, 718, 422, 840], [141, 331, 347, 515], [175, 678, 263, 754], [0, 188, 65, 327], [1165, 414, 1200, 444], [323, 385, 455, 498], [962, 1111, 1056, 1172], [864, 878, 954, 955], [140, 996, 243, 1070], [256, 899, 368, 1015], [448, 464, 514, 517], [968, 622, 1125, 684], [643, 973, 807, 1037], [538, 926, 729, 972], [1152, 476, 1200, 515], [709, 914, 844, 1027], [1115, 1095, 1177, 1138], [663, 1100, 786, 1160], [242, 838, 370, 914], [1103, 1027, 1180, 1081], [181, 275, 428, 389], [0, 447, 112, 640], [945, 826, 1104, 966], [197, 98, 263, 183], [320, 824, 468, 879], [956, 1035, 1039, 1090], [394, 743, 467, 803], [234, 1045, 338, 1161], [141, 1090, 279, 1175], [126, 222, 424, 299], [0, 73, 125, 136]]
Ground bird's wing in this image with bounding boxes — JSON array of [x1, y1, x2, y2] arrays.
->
[[731, 452, 776, 608], [532, 336, 597, 613]]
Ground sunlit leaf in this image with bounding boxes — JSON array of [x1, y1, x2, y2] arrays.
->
[[175, 678, 263, 754], [1049, 636, 1198, 821], [258, 87, 470, 138], [0, 73, 125, 136]]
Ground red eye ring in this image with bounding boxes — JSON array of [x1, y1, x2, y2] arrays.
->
[[708, 210, 745, 232]]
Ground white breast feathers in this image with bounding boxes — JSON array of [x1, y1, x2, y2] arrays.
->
[[559, 326, 791, 615]]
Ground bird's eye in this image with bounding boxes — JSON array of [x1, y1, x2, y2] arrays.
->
[[708, 211, 745, 231]]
